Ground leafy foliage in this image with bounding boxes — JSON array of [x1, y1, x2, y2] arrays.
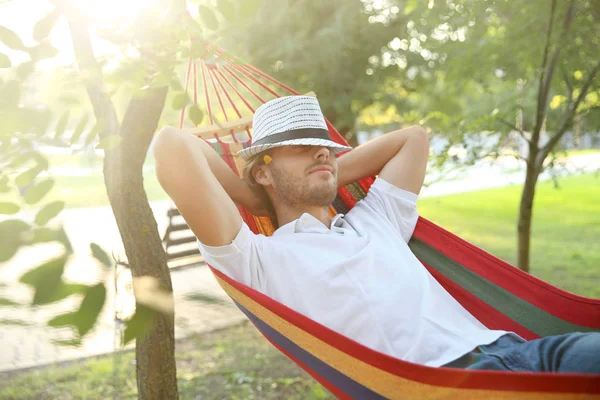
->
[[0, 8, 114, 345]]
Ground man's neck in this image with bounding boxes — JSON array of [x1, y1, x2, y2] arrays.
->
[[275, 205, 332, 229]]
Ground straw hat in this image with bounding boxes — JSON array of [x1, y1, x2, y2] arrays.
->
[[237, 95, 351, 161]]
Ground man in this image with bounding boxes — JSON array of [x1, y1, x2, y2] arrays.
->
[[154, 95, 599, 372]]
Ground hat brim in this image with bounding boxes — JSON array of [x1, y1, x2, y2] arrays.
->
[[237, 138, 352, 161]]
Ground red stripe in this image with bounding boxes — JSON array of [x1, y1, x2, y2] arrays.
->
[[413, 218, 600, 328], [337, 186, 358, 209], [215, 66, 255, 114], [221, 64, 265, 105], [211, 267, 600, 393], [200, 59, 213, 124], [422, 262, 539, 340]]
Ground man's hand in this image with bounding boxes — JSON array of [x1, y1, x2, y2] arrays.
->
[[337, 126, 429, 195]]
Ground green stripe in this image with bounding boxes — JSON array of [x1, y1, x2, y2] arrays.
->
[[408, 238, 599, 336], [346, 182, 367, 201]]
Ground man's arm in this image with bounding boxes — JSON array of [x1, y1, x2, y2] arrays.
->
[[337, 125, 429, 195], [153, 127, 256, 247]]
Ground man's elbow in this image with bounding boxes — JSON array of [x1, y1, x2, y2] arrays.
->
[[407, 125, 429, 154], [153, 126, 183, 163], [410, 125, 429, 142]]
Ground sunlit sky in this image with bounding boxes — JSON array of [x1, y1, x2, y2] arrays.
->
[[0, 0, 163, 70]]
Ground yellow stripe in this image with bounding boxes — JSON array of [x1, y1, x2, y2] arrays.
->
[[214, 275, 598, 400]]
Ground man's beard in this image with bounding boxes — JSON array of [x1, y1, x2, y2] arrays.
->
[[270, 165, 337, 208]]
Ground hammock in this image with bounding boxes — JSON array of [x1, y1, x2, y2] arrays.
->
[[175, 44, 600, 399]]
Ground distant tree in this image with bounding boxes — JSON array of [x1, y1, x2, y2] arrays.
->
[[370, 0, 600, 272], [220, 0, 412, 146]]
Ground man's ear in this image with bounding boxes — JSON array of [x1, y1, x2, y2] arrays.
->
[[253, 164, 271, 186]]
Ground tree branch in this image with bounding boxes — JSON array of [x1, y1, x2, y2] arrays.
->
[[535, 1, 577, 143], [561, 63, 574, 110], [498, 118, 531, 144], [540, 57, 600, 160], [65, 12, 120, 138], [533, 0, 558, 145]]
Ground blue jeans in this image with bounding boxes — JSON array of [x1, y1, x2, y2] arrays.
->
[[444, 332, 600, 373]]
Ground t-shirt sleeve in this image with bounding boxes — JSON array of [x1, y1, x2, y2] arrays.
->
[[197, 221, 263, 288], [359, 177, 419, 242]]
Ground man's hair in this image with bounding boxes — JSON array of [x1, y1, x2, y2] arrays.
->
[[242, 152, 276, 218]]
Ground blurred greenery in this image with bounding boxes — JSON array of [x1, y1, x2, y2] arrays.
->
[[0, 322, 334, 400], [418, 173, 600, 298], [3, 172, 167, 210]]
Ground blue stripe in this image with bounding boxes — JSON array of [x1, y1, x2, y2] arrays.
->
[[234, 302, 387, 399], [332, 196, 350, 215]]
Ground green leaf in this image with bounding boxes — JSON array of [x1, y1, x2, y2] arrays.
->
[[29, 227, 60, 244], [169, 78, 183, 91], [24, 178, 54, 205], [0, 175, 10, 193], [54, 111, 70, 139], [123, 303, 157, 345], [96, 135, 122, 150], [0, 319, 31, 327], [189, 105, 204, 125], [404, 0, 417, 15], [48, 312, 76, 328], [217, 0, 237, 22], [15, 164, 45, 187], [199, 5, 219, 30], [90, 243, 112, 267], [48, 283, 102, 336], [16, 61, 35, 81], [0, 26, 26, 50], [239, 0, 261, 18], [19, 256, 67, 305], [35, 201, 65, 226], [33, 9, 61, 42], [0, 297, 20, 306], [171, 92, 190, 110], [70, 114, 89, 145], [0, 53, 10, 68], [183, 13, 203, 36], [0, 202, 19, 215], [84, 121, 102, 146], [0, 219, 29, 262], [9, 151, 35, 168], [39, 282, 87, 304], [29, 41, 59, 61], [73, 283, 106, 336]]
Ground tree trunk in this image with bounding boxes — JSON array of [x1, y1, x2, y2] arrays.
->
[[517, 158, 541, 273], [104, 87, 179, 399]]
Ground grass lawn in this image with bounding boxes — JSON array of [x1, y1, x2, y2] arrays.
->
[[0, 322, 333, 400], [417, 173, 600, 298]]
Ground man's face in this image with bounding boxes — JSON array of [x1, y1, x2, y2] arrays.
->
[[262, 145, 338, 209]]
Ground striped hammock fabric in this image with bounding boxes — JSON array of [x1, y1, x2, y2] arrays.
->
[[177, 46, 600, 398], [206, 139, 600, 399]]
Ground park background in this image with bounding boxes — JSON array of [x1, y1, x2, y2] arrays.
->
[[0, 0, 599, 398]]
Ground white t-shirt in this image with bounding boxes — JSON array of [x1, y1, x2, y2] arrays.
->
[[198, 177, 508, 367]]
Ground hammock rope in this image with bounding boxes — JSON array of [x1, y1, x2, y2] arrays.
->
[[173, 41, 600, 399]]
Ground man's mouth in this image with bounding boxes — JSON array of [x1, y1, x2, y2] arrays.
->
[[309, 166, 333, 174]]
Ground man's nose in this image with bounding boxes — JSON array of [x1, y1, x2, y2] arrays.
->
[[315, 146, 330, 161]]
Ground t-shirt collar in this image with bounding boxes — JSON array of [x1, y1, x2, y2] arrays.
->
[[273, 213, 345, 236]]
